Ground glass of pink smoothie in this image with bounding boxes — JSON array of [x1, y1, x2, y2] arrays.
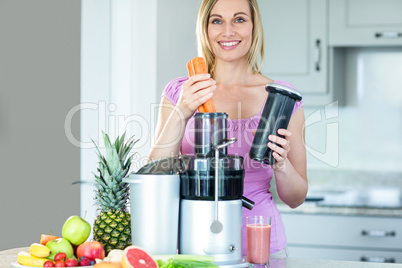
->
[[246, 216, 271, 266]]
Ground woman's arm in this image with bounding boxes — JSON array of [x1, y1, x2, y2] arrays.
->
[[147, 74, 216, 161], [268, 108, 308, 208], [147, 97, 187, 161]]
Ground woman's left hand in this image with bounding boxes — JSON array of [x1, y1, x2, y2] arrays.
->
[[268, 129, 292, 169]]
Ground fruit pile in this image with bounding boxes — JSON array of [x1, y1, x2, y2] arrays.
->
[[16, 214, 220, 268], [16, 214, 162, 268], [17, 215, 107, 267], [19, 241, 158, 268]]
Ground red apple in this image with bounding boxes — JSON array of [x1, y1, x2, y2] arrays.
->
[[76, 241, 105, 261]]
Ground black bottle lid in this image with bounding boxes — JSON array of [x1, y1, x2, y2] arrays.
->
[[266, 83, 302, 101]]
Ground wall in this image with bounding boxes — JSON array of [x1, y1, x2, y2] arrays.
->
[[80, 0, 201, 227], [305, 47, 402, 174], [156, 0, 201, 98], [80, 0, 111, 236], [0, 0, 80, 250]]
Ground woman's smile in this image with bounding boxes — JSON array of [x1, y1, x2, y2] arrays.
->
[[218, 40, 242, 50]]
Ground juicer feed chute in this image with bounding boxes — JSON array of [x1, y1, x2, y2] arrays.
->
[[136, 156, 183, 175], [194, 112, 228, 156]]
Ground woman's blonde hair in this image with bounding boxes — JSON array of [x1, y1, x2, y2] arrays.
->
[[196, 0, 265, 77]]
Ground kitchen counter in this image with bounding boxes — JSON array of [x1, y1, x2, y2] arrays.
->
[[3, 247, 402, 268], [272, 169, 402, 217], [268, 257, 402, 267], [276, 201, 402, 217]]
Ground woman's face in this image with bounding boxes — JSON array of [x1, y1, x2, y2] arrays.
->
[[207, 0, 253, 63]]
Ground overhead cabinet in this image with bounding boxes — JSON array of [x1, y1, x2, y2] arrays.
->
[[259, 0, 402, 106], [259, 0, 330, 106], [329, 0, 402, 46]]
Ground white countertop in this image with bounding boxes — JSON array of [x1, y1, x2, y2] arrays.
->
[[272, 169, 402, 217], [277, 201, 402, 217], [3, 247, 402, 268]]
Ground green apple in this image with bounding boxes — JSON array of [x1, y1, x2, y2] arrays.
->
[[46, 238, 74, 260], [62, 215, 91, 246]]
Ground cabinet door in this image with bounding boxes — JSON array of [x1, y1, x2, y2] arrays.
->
[[329, 0, 402, 46], [282, 214, 402, 250], [259, 0, 328, 99], [288, 246, 402, 263]]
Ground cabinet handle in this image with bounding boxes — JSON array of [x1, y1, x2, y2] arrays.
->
[[375, 32, 402, 39], [314, 39, 321, 71], [361, 256, 395, 263], [361, 229, 396, 237], [72, 180, 92, 185]]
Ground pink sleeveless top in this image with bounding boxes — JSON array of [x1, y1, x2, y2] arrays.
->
[[162, 77, 303, 255]]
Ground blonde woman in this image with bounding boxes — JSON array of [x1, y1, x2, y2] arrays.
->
[[148, 0, 307, 257]]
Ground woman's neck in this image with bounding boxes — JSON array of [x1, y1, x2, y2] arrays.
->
[[213, 58, 254, 86]]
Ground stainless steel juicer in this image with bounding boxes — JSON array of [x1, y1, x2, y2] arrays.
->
[[128, 112, 254, 266]]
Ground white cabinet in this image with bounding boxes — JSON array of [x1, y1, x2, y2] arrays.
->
[[259, 0, 331, 106], [288, 247, 402, 263], [329, 0, 402, 46], [282, 213, 402, 263]]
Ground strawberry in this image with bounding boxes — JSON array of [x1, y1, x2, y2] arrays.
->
[[55, 260, 66, 267], [54, 253, 67, 262], [65, 258, 79, 267], [44, 261, 55, 267]]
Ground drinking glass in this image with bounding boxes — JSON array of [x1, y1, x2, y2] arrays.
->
[[247, 216, 272, 266]]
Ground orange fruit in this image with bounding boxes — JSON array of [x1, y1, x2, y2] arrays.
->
[[93, 263, 121, 268], [40, 234, 61, 245], [121, 246, 158, 268]]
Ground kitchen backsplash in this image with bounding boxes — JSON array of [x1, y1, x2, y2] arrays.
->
[[303, 47, 402, 174], [306, 169, 402, 190]]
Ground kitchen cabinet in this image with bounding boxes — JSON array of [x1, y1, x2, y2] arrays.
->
[[287, 247, 402, 263], [259, 0, 331, 106], [282, 213, 402, 263], [329, 0, 402, 46]]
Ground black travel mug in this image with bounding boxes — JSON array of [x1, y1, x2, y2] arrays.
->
[[249, 83, 302, 165]]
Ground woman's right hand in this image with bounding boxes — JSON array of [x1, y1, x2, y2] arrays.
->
[[176, 73, 216, 119]]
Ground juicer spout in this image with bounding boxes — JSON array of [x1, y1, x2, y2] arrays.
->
[[240, 195, 255, 210]]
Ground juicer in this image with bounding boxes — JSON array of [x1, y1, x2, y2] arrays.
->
[[132, 112, 254, 266], [179, 112, 253, 266]]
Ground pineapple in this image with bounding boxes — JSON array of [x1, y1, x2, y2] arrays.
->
[[92, 132, 137, 254]]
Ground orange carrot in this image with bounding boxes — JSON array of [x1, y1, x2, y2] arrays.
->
[[186, 57, 216, 113], [186, 60, 195, 77]]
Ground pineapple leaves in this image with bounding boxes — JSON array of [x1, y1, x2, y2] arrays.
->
[[104, 133, 122, 176], [115, 133, 126, 158], [93, 173, 108, 191], [92, 131, 137, 211], [120, 137, 138, 165]]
